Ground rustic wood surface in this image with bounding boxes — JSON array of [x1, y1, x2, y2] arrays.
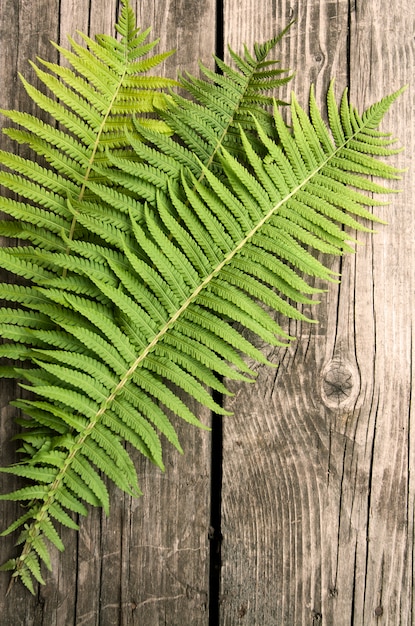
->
[[0, 1, 413, 625], [0, 2, 215, 625], [221, 1, 415, 625]]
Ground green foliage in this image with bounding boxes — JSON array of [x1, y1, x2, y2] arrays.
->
[[0, 0, 176, 258], [0, 0, 404, 594]]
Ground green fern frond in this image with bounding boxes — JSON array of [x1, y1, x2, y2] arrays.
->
[[0, 79, 404, 592], [0, 0, 175, 268], [0, 2, 405, 595]]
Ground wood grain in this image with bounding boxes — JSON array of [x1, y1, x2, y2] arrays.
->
[[0, 0, 413, 624], [0, 1, 215, 624], [220, 1, 415, 625]]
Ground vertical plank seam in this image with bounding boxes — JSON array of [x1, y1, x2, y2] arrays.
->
[[209, 6, 224, 626]]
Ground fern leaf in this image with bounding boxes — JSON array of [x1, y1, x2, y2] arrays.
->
[[63, 467, 105, 510], [0, 466, 59, 484], [0, 8, 404, 595], [38, 517, 65, 552], [0, 512, 40, 540], [0, 0, 175, 266]]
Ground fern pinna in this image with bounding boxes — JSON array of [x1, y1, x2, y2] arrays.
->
[[0, 1, 404, 594]]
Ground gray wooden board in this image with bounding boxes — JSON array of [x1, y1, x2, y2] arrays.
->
[[221, 1, 415, 625], [0, 0, 414, 625], [0, 1, 215, 624]]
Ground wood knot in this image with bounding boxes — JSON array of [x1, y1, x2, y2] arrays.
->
[[320, 359, 359, 408]]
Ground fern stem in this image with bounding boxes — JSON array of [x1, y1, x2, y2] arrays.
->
[[63, 76, 128, 277]]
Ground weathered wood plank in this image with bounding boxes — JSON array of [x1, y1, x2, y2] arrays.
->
[[0, 1, 215, 624], [0, 2, 62, 623], [220, 1, 414, 624], [1, 1, 413, 624]]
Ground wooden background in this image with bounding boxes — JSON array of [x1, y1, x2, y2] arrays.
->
[[0, 0, 414, 624]]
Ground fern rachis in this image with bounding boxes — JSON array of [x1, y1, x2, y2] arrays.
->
[[0, 2, 405, 595]]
